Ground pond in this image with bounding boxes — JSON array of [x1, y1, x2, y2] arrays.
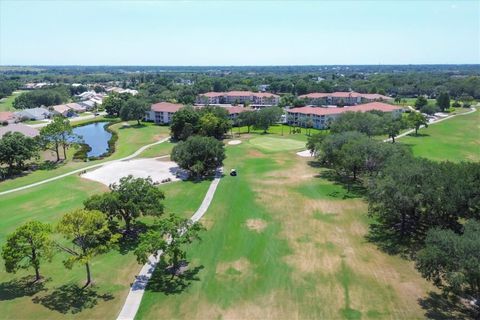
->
[[73, 122, 112, 157]]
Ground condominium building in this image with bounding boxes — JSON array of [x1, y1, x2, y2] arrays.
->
[[145, 102, 184, 124], [196, 91, 280, 106], [298, 92, 393, 106], [286, 102, 403, 129]]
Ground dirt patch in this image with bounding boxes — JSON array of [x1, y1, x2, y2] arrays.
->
[[245, 219, 267, 232], [216, 258, 252, 280], [248, 149, 264, 158]]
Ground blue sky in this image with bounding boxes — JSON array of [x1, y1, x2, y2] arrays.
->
[[0, 0, 479, 65]]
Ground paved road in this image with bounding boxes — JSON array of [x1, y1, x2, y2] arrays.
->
[[27, 112, 108, 128], [116, 169, 223, 320], [0, 137, 170, 196]]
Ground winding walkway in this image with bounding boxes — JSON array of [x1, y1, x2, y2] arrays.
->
[[116, 170, 223, 320], [383, 106, 477, 142], [0, 137, 170, 196]]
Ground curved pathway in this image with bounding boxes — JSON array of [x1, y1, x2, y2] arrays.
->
[[0, 137, 170, 196], [116, 169, 223, 320], [383, 106, 477, 142]]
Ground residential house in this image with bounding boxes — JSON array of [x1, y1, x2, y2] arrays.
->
[[0, 112, 16, 124], [66, 103, 87, 113], [298, 92, 393, 106], [145, 102, 184, 124], [286, 102, 403, 129], [76, 90, 97, 101], [15, 107, 51, 121], [51, 104, 75, 117], [225, 106, 246, 121], [0, 123, 39, 138], [106, 87, 139, 95], [196, 91, 280, 106]]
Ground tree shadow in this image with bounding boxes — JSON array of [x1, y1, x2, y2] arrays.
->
[[406, 133, 430, 137], [32, 283, 114, 314], [316, 170, 367, 198], [0, 276, 48, 301], [365, 224, 413, 257], [418, 291, 479, 320], [146, 262, 204, 295]]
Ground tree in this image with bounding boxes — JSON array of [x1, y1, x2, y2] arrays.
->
[[238, 110, 256, 133], [253, 107, 283, 133], [102, 92, 129, 117], [135, 213, 204, 276], [84, 176, 165, 234], [414, 96, 428, 109], [171, 136, 225, 178], [420, 104, 438, 115], [2, 221, 53, 282], [56, 209, 120, 287], [0, 132, 39, 177], [330, 111, 383, 137], [436, 92, 451, 111], [170, 106, 199, 141], [39, 116, 78, 161], [198, 107, 231, 139], [407, 112, 428, 135], [416, 220, 480, 308], [119, 97, 148, 125], [383, 115, 404, 143]]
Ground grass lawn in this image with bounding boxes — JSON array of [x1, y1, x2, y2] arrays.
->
[[0, 121, 170, 192], [399, 109, 480, 162], [0, 91, 24, 112], [248, 136, 306, 152], [136, 134, 431, 319], [0, 174, 210, 319]]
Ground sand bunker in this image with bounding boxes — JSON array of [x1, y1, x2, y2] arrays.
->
[[228, 140, 242, 145], [81, 158, 182, 186], [296, 150, 314, 158], [245, 219, 268, 232]]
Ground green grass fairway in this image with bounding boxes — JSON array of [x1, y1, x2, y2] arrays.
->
[[0, 91, 24, 112], [400, 110, 480, 162], [0, 174, 210, 319], [248, 136, 306, 152], [136, 135, 431, 319]]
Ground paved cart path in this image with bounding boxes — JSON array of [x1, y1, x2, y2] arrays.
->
[[116, 170, 222, 320]]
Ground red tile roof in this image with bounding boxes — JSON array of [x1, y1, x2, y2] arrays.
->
[[199, 91, 279, 98], [0, 112, 14, 122], [151, 102, 184, 113], [287, 102, 402, 116], [299, 91, 392, 100]]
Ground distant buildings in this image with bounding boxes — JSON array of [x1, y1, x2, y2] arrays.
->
[[0, 123, 39, 138], [145, 102, 248, 125], [196, 91, 280, 107], [145, 102, 184, 124], [14, 107, 51, 121], [286, 102, 403, 129], [0, 112, 15, 124], [51, 103, 86, 117], [105, 87, 139, 95], [298, 92, 393, 106]]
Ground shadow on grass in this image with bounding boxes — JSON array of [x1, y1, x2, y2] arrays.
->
[[146, 262, 204, 295], [418, 291, 479, 320], [315, 169, 367, 199], [32, 283, 114, 314], [0, 276, 48, 301], [406, 133, 430, 137], [365, 224, 413, 257]]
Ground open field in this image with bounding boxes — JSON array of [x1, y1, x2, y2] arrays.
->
[[0, 173, 210, 319], [0, 121, 170, 192], [136, 134, 432, 320], [0, 91, 24, 112], [400, 109, 480, 162]]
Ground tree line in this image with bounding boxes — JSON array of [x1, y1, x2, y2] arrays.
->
[[307, 119, 480, 312]]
